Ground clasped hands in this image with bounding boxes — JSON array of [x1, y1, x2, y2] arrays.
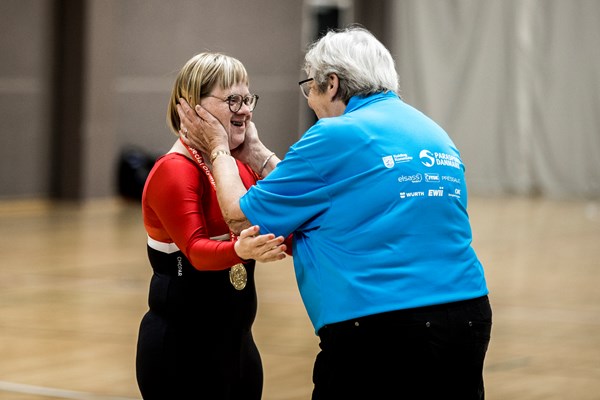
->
[[235, 225, 287, 263]]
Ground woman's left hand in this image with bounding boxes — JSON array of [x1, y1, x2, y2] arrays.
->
[[234, 225, 287, 263]]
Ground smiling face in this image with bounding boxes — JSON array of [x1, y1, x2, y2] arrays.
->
[[200, 82, 253, 151], [167, 53, 254, 149]]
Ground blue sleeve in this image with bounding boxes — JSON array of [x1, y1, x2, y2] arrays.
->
[[239, 140, 331, 238]]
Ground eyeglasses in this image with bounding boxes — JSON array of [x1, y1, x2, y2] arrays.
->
[[206, 94, 259, 113], [298, 78, 314, 99]]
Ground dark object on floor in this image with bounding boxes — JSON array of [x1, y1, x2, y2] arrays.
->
[[117, 147, 157, 201]]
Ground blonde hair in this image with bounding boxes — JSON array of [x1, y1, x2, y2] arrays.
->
[[166, 52, 249, 135]]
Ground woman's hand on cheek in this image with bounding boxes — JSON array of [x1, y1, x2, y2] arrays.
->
[[231, 121, 257, 164], [176, 98, 229, 153]]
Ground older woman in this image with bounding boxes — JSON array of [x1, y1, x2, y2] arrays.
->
[[135, 52, 287, 400], [179, 27, 492, 400]]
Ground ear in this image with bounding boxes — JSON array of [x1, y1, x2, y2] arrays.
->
[[327, 74, 340, 101]]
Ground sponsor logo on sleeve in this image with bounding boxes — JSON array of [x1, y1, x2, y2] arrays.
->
[[420, 149, 462, 169], [448, 188, 462, 199], [383, 153, 413, 168], [398, 173, 422, 183], [399, 191, 425, 199], [428, 187, 444, 197], [425, 173, 440, 182], [382, 155, 395, 168], [419, 150, 435, 167], [442, 175, 461, 184]]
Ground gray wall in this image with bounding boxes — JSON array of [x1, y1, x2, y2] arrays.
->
[[0, 0, 307, 200], [0, 0, 54, 199], [4, 1, 595, 200]]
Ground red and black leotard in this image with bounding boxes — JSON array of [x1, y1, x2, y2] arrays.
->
[[136, 152, 263, 400]]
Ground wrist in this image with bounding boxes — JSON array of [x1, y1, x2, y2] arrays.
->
[[210, 148, 230, 164], [259, 153, 276, 175], [233, 239, 250, 262]]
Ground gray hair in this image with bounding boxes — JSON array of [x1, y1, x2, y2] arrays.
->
[[303, 26, 400, 104]]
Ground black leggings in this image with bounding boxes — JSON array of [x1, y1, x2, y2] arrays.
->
[[312, 296, 492, 400], [136, 250, 262, 399], [136, 311, 263, 400]]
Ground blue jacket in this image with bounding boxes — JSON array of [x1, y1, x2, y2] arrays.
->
[[240, 92, 488, 333]]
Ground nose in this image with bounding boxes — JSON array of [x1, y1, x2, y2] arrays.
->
[[236, 102, 252, 114]]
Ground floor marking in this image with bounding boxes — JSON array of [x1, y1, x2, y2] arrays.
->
[[0, 380, 139, 400]]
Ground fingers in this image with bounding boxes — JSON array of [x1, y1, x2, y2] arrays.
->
[[194, 104, 208, 118], [257, 244, 287, 262], [239, 225, 260, 239], [176, 99, 203, 130], [176, 101, 206, 150], [178, 97, 198, 118], [235, 226, 287, 262], [264, 236, 285, 247], [238, 226, 283, 245], [176, 104, 192, 131], [178, 97, 191, 108], [176, 97, 210, 121], [176, 100, 192, 121], [179, 130, 188, 144], [254, 240, 286, 262], [177, 98, 219, 126]]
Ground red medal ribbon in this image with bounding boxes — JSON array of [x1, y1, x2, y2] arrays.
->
[[181, 138, 236, 242], [180, 139, 248, 290]]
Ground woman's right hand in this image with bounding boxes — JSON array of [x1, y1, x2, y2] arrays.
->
[[177, 98, 229, 155], [234, 225, 287, 263]]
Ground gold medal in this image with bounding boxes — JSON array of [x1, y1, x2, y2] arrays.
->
[[229, 263, 247, 290]]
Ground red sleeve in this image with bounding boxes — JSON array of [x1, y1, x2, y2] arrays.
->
[[143, 154, 244, 271]]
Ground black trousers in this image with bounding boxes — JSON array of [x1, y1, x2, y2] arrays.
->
[[136, 312, 263, 400], [312, 296, 492, 400], [136, 250, 262, 399]]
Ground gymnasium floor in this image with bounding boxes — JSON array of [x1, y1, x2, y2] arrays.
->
[[0, 195, 598, 399]]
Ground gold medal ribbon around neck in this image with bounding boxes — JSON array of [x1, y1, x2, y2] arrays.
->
[[182, 139, 247, 290]]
